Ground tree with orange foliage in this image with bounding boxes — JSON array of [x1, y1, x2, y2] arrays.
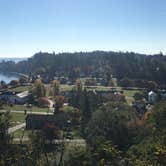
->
[[43, 123, 61, 141], [54, 95, 65, 113]]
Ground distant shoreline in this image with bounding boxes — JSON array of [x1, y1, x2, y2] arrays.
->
[[0, 72, 28, 78], [0, 57, 27, 63], [10, 72, 28, 78], [0, 72, 19, 83]]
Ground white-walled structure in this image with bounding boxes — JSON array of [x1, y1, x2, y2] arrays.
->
[[148, 91, 157, 104]]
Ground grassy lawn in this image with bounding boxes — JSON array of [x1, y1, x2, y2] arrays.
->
[[60, 84, 73, 91], [123, 89, 139, 97], [123, 89, 140, 104], [12, 127, 30, 138], [85, 85, 108, 91], [9, 86, 31, 92], [62, 105, 75, 112], [10, 112, 26, 122], [30, 106, 51, 113], [85, 85, 122, 91], [4, 104, 52, 113], [45, 84, 73, 96], [5, 105, 27, 112], [60, 84, 112, 92], [10, 112, 26, 126], [58, 84, 139, 105], [47, 84, 122, 94]]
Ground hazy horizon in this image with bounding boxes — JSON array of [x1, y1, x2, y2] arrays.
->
[[0, 0, 166, 57], [0, 49, 165, 59]]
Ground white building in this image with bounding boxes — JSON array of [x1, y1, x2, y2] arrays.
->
[[148, 91, 157, 104]]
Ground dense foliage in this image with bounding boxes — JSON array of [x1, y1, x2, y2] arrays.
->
[[0, 50, 166, 165], [86, 102, 139, 150], [65, 101, 166, 166], [0, 51, 166, 85]]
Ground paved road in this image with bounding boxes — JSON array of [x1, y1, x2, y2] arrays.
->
[[8, 123, 26, 134], [79, 85, 146, 90], [13, 137, 85, 144], [10, 110, 53, 115]]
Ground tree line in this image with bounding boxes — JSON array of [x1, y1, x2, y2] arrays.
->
[[0, 51, 166, 86]]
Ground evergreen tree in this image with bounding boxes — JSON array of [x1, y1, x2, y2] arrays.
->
[[80, 88, 91, 136], [51, 80, 60, 98]]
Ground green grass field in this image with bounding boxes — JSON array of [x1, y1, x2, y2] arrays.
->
[[12, 127, 30, 138], [9, 86, 31, 92], [10, 112, 26, 126], [62, 105, 74, 112], [10, 112, 26, 122], [123, 89, 140, 104], [60, 84, 73, 91]]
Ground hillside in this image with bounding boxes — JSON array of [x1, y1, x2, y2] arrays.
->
[[0, 51, 166, 85]]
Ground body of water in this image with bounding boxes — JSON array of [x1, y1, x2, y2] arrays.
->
[[0, 57, 27, 63], [0, 73, 19, 84]]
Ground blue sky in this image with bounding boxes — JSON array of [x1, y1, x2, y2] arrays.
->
[[0, 0, 166, 57]]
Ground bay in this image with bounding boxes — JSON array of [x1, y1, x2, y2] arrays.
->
[[0, 73, 19, 84]]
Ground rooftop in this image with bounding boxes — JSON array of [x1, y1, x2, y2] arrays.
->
[[16, 91, 29, 98]]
